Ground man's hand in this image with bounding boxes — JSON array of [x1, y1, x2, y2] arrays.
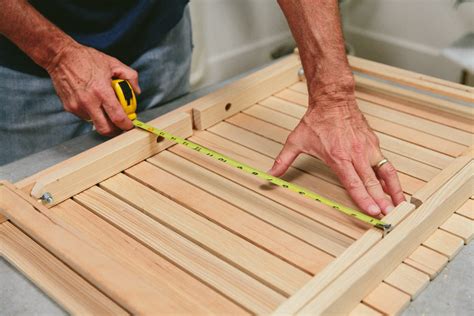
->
[[269, 87, 405, 216], [46, 44, 141, 136], [277, 0, 406, 215]]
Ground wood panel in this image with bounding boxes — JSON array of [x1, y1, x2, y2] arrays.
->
[[0, 222, 128, 315], [362, 282, 411, 316], [349, 303, 383, 316], [456, 199, 474, 220], [124, 161, 334, 272], [404, 246, 448, 280], [440, 213, 474, 244], [74, 186, 283, 314], [148, 151, 358, 252], [0, 183, 245, 314], [423, 229, 464, 260], [99, 173, 311, 296], [29, 112, 193, 207], [298, 161, 473, 314], [384, 263, 430, 299]]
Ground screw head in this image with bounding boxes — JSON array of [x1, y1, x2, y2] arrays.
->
[[40, 192, 54, 204], [297, 68, 305, 81]]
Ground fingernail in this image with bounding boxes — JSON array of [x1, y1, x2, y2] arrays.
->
[[368, 204, 381, 216], [385, 205, 394, 213]]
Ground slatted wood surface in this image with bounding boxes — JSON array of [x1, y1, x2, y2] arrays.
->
[[1, 55, 473, 315]]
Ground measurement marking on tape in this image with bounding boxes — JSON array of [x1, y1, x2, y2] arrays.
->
[[134, 120, 392, 234]]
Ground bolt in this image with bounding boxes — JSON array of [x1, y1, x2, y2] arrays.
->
[[40, 192, 54, 204], [297, 67, 305, 81]]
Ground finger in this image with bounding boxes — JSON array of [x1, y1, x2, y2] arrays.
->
[[111, 60, 141, 94], [353, 159, 394, 215], [376, 161, 406, 206], [101, 88, 134, 131], [333, 160, 381, 216], [268, 141, 300, 177], [89, 105, 120, 137]]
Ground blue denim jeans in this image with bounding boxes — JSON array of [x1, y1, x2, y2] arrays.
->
[[0, 7, 192, 166]]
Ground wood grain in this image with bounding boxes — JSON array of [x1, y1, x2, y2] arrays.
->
[[30, 112, 193, 207], [298, 161, 473, 314], [75, 186, 283, 314], [0, 221, 129, 315], [362, 282, 411, 316], [149, 151, 357, 252], [423, 229, 464, 260], [0, 183, 244, 314], [100, 174, 311, 296], [456, 199, 474, 220], [440, 213, 474, 244], [404, 246, 448, 280], [125, 161, 334, 273], [384, 263, 430, 299]]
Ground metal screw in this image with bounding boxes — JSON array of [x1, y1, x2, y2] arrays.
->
[[40, 192, 54, 204], [297, 67, 305, 81]]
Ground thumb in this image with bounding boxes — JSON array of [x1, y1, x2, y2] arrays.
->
[[269, 142, 300, 177]]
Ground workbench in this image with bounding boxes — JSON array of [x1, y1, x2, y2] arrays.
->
[[0, 54, 473, 315]]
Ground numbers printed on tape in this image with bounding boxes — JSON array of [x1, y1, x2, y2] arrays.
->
[[133, 120, 392, 234]]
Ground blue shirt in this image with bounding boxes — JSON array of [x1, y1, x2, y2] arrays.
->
[[0, 0, 189, 76]]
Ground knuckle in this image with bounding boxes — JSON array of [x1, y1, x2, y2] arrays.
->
[[383, 163, 398, 176], [346, 178, 362, 191], [351, 140, 365, 155], [363, 176, 380, 189]]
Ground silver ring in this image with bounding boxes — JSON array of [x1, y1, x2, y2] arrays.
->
[[373, 158, 389, 171]]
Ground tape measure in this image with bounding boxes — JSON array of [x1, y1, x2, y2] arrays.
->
[[112, 79, 392, 234]]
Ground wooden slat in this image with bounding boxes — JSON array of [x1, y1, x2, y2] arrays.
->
[[356, 98, 472, 146], [423, 229, 464, 260], [349, 303, 383, 316], [0, 183, 244, 314], [348, 55, 474, 102], [269, 91, 467, 157], [411, 151, 472, 206], [0, 222, 129, 315], [273, 202, 414, 315], [100, 174, 311, 296], [148, 152, 357, 252], [125, 161, 333, 273], [74, 186, 283, 314], [404, 246, 448, 279], [29, 112, 193, 207], [355, 88, 473, 133], [191, 130, 358, 210], [168, 143, 369, 244], [0, 214, 6, 224], [298, 161, 473, 314], [440, 213, 474, 244], [192, 55, 300, 129], [226, 112, 424, 195], [362, 282, 411, 316], [241, 105, 428, 192], [384, 263, 430, 299], [456, 199, 474, 220]]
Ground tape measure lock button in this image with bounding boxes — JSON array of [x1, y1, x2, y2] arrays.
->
[[112, 79, 137, 120]]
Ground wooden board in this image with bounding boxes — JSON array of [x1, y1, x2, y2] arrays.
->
[[1, 55, 473, 315]]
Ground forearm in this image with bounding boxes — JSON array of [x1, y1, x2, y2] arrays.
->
[[0, 0, 76, 70], [278, 0, 354, 105]]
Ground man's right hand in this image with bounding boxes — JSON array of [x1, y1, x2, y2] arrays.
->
[[46, 44, 141, 136]]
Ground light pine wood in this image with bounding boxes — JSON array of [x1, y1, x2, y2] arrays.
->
[[226, 112, 425, 195], [192, 55, 300, 130], [74, 186, 283, 314], [167, 144, 367, 243], [404, 246, 448, 280], [0, 222, 129, 315], [275, 88, 308, 107], [411, 153, 472, 206], [0, 214, 6, 224], [148, 151, 358, 253], [384, 263, 430, 299], [456, 199, 474, 220], [246, 101, 447, 180], [349, 304, 383, 316], [298, 161, 473, 315], [191, 130, 358, 210], [440, 213, 474, 244], [348, 55, 474, 102], [0, 183, 244, 315], [362, 282, 411, 316], [355, 88, 473, 133], [273, 202, 414, 315], [100, 173, 312, 296], [29, 112, 193, 207], [423, 229, 464, 260], [125, 161, 334, 272]]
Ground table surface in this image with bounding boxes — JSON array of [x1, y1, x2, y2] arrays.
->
[[1, 62, 473, 315]]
